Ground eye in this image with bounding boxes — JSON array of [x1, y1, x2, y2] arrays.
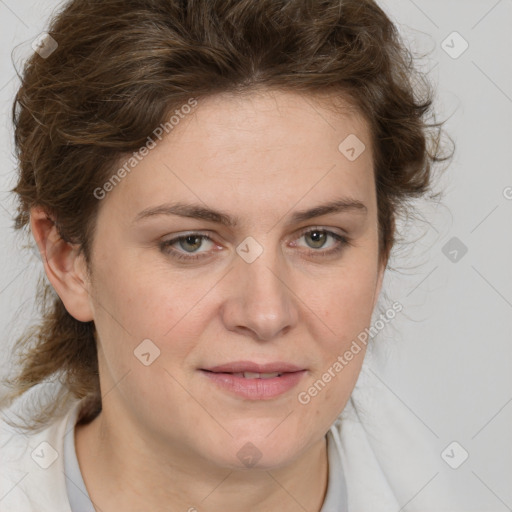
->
[[160, 232, 216, 261], [292, 227, 350, 258], [159, 227, 351, 263]]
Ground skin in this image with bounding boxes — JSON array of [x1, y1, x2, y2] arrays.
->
[[31, 88, 386, 512]]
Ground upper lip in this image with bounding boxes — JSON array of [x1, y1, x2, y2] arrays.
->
[[202, 361, 305, 373]]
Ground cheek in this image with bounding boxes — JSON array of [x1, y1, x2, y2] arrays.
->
[[90, 262, 211, 372], [300, 259, 378, 401], [316, 264, 378, 342], [91, 259, 179, 330]]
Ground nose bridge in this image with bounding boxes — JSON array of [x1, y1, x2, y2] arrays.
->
[[222, 234, 298, 340]]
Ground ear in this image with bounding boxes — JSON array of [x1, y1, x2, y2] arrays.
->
[[30, 206, 94, 322]]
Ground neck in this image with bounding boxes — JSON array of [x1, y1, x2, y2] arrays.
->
[[75, 405, 329, 512]]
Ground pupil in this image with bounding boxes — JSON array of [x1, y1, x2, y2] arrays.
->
[[308, 231, 325, 248], [181, 235, 201, 252]]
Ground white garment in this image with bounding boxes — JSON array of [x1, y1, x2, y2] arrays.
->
[[0, 364, 460, 511]]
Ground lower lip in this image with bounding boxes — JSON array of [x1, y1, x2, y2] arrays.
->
[[200, 370, 306, 400]]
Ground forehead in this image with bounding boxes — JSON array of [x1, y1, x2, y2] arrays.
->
[[176, 89, 372, 164], [102, 89, 375, 224]]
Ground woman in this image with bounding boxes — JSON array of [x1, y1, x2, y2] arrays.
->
[[0, 0, 454, 510]]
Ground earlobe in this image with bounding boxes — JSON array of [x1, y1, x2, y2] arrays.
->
[[30, 206, 94, 322]]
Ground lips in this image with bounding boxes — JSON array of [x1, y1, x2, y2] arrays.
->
[[200, 361, 306, 399], [202, 361, 304, 374], [230, 371, 282, 379]]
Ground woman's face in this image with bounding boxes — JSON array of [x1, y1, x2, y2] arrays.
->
[[84, 89, 384, 470]]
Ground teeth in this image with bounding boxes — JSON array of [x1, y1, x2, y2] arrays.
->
[[242, 371, 281, 379]]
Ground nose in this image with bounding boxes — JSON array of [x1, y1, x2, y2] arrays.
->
[[219, 242, 299, 342]]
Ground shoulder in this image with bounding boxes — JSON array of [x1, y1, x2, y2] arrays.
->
[[0, 400, 83, 512], [328, 396, 401, 511], [332, 367, 463, 511]]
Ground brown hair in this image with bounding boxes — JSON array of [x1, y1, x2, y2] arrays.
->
[[2, 0, 453, 430]]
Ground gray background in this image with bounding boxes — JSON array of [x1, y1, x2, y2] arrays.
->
[[0, 0, 511, 510]]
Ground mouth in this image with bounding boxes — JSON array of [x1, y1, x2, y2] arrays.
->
[[199, 361, 306, 400], [204, 370, 286, 379], [202, 361, 304, 374]]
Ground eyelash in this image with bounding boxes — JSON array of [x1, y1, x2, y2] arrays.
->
[[159, 228, 350, 262]]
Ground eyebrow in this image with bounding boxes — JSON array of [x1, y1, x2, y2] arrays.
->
[[132, 197, 368, 227]]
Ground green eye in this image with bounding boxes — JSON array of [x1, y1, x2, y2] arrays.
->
[[160, 228, 350, 262], [160, 233, 214, 261], [294, 228, 350, 258]]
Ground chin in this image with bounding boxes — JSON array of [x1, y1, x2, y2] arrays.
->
[[214, 447, 301, 472], [206, 429, 311, 471]]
